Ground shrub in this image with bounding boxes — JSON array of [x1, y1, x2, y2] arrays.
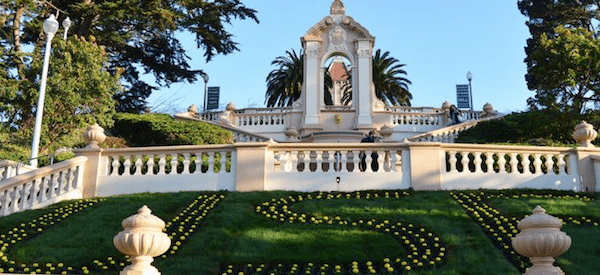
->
[[110, 113, 232, 146]]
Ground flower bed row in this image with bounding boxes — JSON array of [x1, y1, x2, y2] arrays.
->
[[0, 192, 227, 274], [0, 199, 104, 274], [86, 192, 228, 273], [451, 191, 598, 272], [219, 190, 447, 275]]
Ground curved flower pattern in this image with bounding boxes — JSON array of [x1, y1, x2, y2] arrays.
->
[[219, 190, 447, 274], [451, 191, 597, 272]]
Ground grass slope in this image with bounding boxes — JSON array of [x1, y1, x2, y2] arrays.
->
[[0, 190, 597, 275]]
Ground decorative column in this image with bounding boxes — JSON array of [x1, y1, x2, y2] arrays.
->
[[354, 40, 373, 129], [512, 205, 571, 275], [74, 123, 107, 198], [301, 40, 322, 129], [573, 121, 597, 147], [114, 206, 171, 275]]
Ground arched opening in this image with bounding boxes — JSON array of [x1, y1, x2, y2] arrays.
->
[[324, 54, 352, 106]]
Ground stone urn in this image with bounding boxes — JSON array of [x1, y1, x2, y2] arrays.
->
[[441, 101, 451, 111], [226, 102, 236, 111], [83, 123, 106, 149], [379, 125, 393, 139], [114, 206, 171, 275], [511, 205, 571, 275], [187, 104, 198, 115], [285, 127, 299, 141], [572, 121, 598, 147], [483, 102, 494, 113]]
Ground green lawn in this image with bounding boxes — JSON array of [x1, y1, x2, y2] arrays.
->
[[0, 189, 597, 275]]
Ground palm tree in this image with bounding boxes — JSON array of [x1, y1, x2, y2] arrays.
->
[[342, 49, 412, 106], [265, 49, 333, 107]]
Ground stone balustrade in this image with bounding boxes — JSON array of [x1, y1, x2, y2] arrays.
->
[[441, 144, 579, 190], [0, 156, 87, 216]]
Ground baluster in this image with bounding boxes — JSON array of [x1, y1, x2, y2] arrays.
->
[[533, 154, 542, 175], [460, 152, 469, 173], [182, 153, 191, 174], [111, 156, 119, 176], [340, 151, 348, 172], [365, 151, 373, 172], [123, 156, 132, 176], [158, 154, 166, 175], [519, 153, 529, 174], [0, 189, 7, 216], [351, 151, 360, 172], [485, 152, 494, 173], [557, 154, 567, 175], [543, 154, 551, 174], [25, 180, 33, 206], [315, 151, 324, 172], [377, 150, 385, 172], [290, 151, 299, 172], [134, 155, 143, 175], [509, 153, 519, 174], [220, 151, 228, 173], [473, 152, 482, 173], [301, 151, 310, 173], [193, 153, 202, 174], [146, 155, 155, 175], [13, 184, 23, 213], [171, 154, 179, 174], [447, 151, 456, 172], [387, 150, 396, 172], [50, 173, 59, 198], [207, 152, 216, 173]]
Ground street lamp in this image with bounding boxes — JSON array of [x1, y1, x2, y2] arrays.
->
[[202, 73, 209, 112], [30, 14, 70, 167], [467, 71, 473, 111], [62, 17, 71, 41]]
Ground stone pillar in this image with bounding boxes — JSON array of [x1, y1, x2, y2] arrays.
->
[[572, 121, 600, 191], [74, 123, 108, 198], [354, 40, 373, 129], [407, 143, 442, 190], [114, 206, 171, 275], [512, 205, 571, 275], [302, 40, 322, 129], [234, 143, 271, 191]]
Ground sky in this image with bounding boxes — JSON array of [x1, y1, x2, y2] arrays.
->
[[146, 0, 532, 114]]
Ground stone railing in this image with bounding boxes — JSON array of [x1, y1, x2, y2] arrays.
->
[[389, 112, 446, 127], [94, 145, 237, 197], [409, 114, 504, 143], [0, 156, 87, 216], [265, 143, 411, 191], [441, 143, 579, 190], [384, 106, 444, 113]]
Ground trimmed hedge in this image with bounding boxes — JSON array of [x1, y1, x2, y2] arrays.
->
[[110, 113, 232, 146]]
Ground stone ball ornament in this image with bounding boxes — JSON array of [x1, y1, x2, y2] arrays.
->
[[511, 205, 571, 275], [83, 123, 106, 148], [572, 121, 598, 147], [114, 206, 171, 275]]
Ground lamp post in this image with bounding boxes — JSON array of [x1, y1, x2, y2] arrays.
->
[[467, 71, 473, 111], [62, 17, 71, 41], [30, 14, 70, 167], [202, 73, 209, 112]]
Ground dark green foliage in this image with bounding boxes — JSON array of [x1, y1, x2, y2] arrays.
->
[[342, 49, 412, 106], [455, 110, 600, 145], [110, 113, 232, 146]]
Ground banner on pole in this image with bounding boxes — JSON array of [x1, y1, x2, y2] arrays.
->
[[456, 84, 470, 109], [207, 86, 220, 110]]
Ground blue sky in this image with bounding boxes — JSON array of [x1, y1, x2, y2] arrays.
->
[[147, 0, 532, 114]]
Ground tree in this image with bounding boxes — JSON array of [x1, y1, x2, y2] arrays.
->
[[342, 49, 412, 106], [264, 49, 333, 107], [519, 0, 600, 116], [0, 33, 121, 156], [3, 0, 259, 113]]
